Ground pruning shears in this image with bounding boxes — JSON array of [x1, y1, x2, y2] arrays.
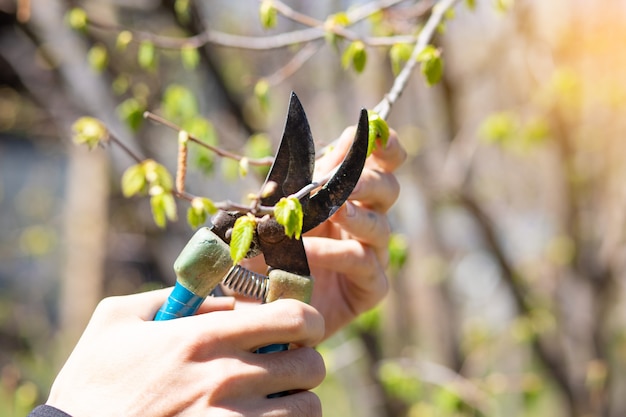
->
[[153, 91, 368, 354]]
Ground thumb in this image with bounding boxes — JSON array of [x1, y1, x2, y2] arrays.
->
[[90, 288, 236, 325], [94, 288, 173, 322]]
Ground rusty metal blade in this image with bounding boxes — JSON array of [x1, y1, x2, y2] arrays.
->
[[302, 109, 369, 233], [260, 92, 315, 207]]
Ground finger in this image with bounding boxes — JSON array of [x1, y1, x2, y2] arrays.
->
[[350, 168, 401, 212], [100, 288, 235, 321], [367, 129, 407, 173], [265, 391, 323, 417], [190, 299, 325, 352], [230, 390, 322, 417], [205, 347, 324, 405], [93, 288, 174, 322], [246, 347, 326, 396], [329, 202, 392, 254], [304, 237, 389, 291]]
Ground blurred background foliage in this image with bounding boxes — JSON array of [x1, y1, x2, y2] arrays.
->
[[1, 0, 626, 416]]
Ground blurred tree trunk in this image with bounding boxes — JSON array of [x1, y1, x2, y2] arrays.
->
[[58, 145, 109, 360]]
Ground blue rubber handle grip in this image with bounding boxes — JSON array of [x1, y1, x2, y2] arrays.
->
[[154, 282, 205, 321], [256, 343, 289, 354]]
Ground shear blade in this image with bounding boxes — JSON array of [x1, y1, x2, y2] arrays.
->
[[260, 92, 315, 206]]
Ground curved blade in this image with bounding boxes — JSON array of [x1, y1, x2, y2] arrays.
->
[[302, 109, 369, 233], [260, 92, 315, 206]]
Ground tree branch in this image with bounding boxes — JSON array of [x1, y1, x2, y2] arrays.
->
[[374, 0, 460, 119], [143, 111, 273, 166], [85, 0, 415, 51]]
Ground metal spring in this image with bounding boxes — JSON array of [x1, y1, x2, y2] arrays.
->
[[222, 264, 269, 301]]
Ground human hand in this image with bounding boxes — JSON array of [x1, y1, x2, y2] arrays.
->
[[46, 289, 326, 417], [304, 127, 406, 339]]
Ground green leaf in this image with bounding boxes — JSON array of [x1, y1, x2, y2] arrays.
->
[[150, 191, 167, 229], [116, 31, 133, 51], [187, 197, 217, 229], [196, 197, 217, 214], [138, 41, 157, 71], [238, 157, 249, 178], [87, 44, 108, 73], [324, 12, 350, 46], [187, 206, 205, 229], [66, 8, 87, 31], [112, 75, 130, 95], [143, 159, 174, 190], [520, 117, 550, 148], [181, 44, 200, 70], [259, 0, 278, 29], [274, 197, 303, 240], [254, 79, 270, 113], [433, 387, 463, 413], [149, 188, 177, 228], [342, 41, 367, 73], [162, 193, 178, 222], [478, 111, 518, 144], [174, 0, 191, 24], [366, 110, 390, 156], [245, 133, 272, 178], [494, 0, 515, 13], [71, 117, 109, 149], [388, 233, 408, 272], [221, 158, 240, 181], [378, 361, 422, 403], [121, 163, 147, 197], [354, 305, 382, 333], [416, 45, 443, 86], [183, 117, 218, 175], [116, 97, 145, 131], [231, 215, 257, 264], [465, 0, 476, 10], [389, 43, 412, 76], [161, 84, 199, 124], [521, 373, 543, 409]]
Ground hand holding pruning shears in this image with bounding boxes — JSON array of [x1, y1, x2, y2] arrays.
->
[[37, 93, 405, 417]]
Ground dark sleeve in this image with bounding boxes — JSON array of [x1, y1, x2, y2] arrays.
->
[[28, 405, 72, 417]]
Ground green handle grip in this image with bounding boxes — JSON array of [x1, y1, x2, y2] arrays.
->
[[154, 227, 232, 320]]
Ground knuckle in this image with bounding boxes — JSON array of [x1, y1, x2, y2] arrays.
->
[[386, 173, 401, 202], [275, 300, 312, 331], [94, 295, 124, 316]]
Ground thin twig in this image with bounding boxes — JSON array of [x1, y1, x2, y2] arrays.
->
[[269, 0, 322, 28], [265, 41, 322, 86], [374, 0, 460, 119], [271, 0, 415, 46], [143, 111, 273, 166], [107, 132, 144, 164]]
